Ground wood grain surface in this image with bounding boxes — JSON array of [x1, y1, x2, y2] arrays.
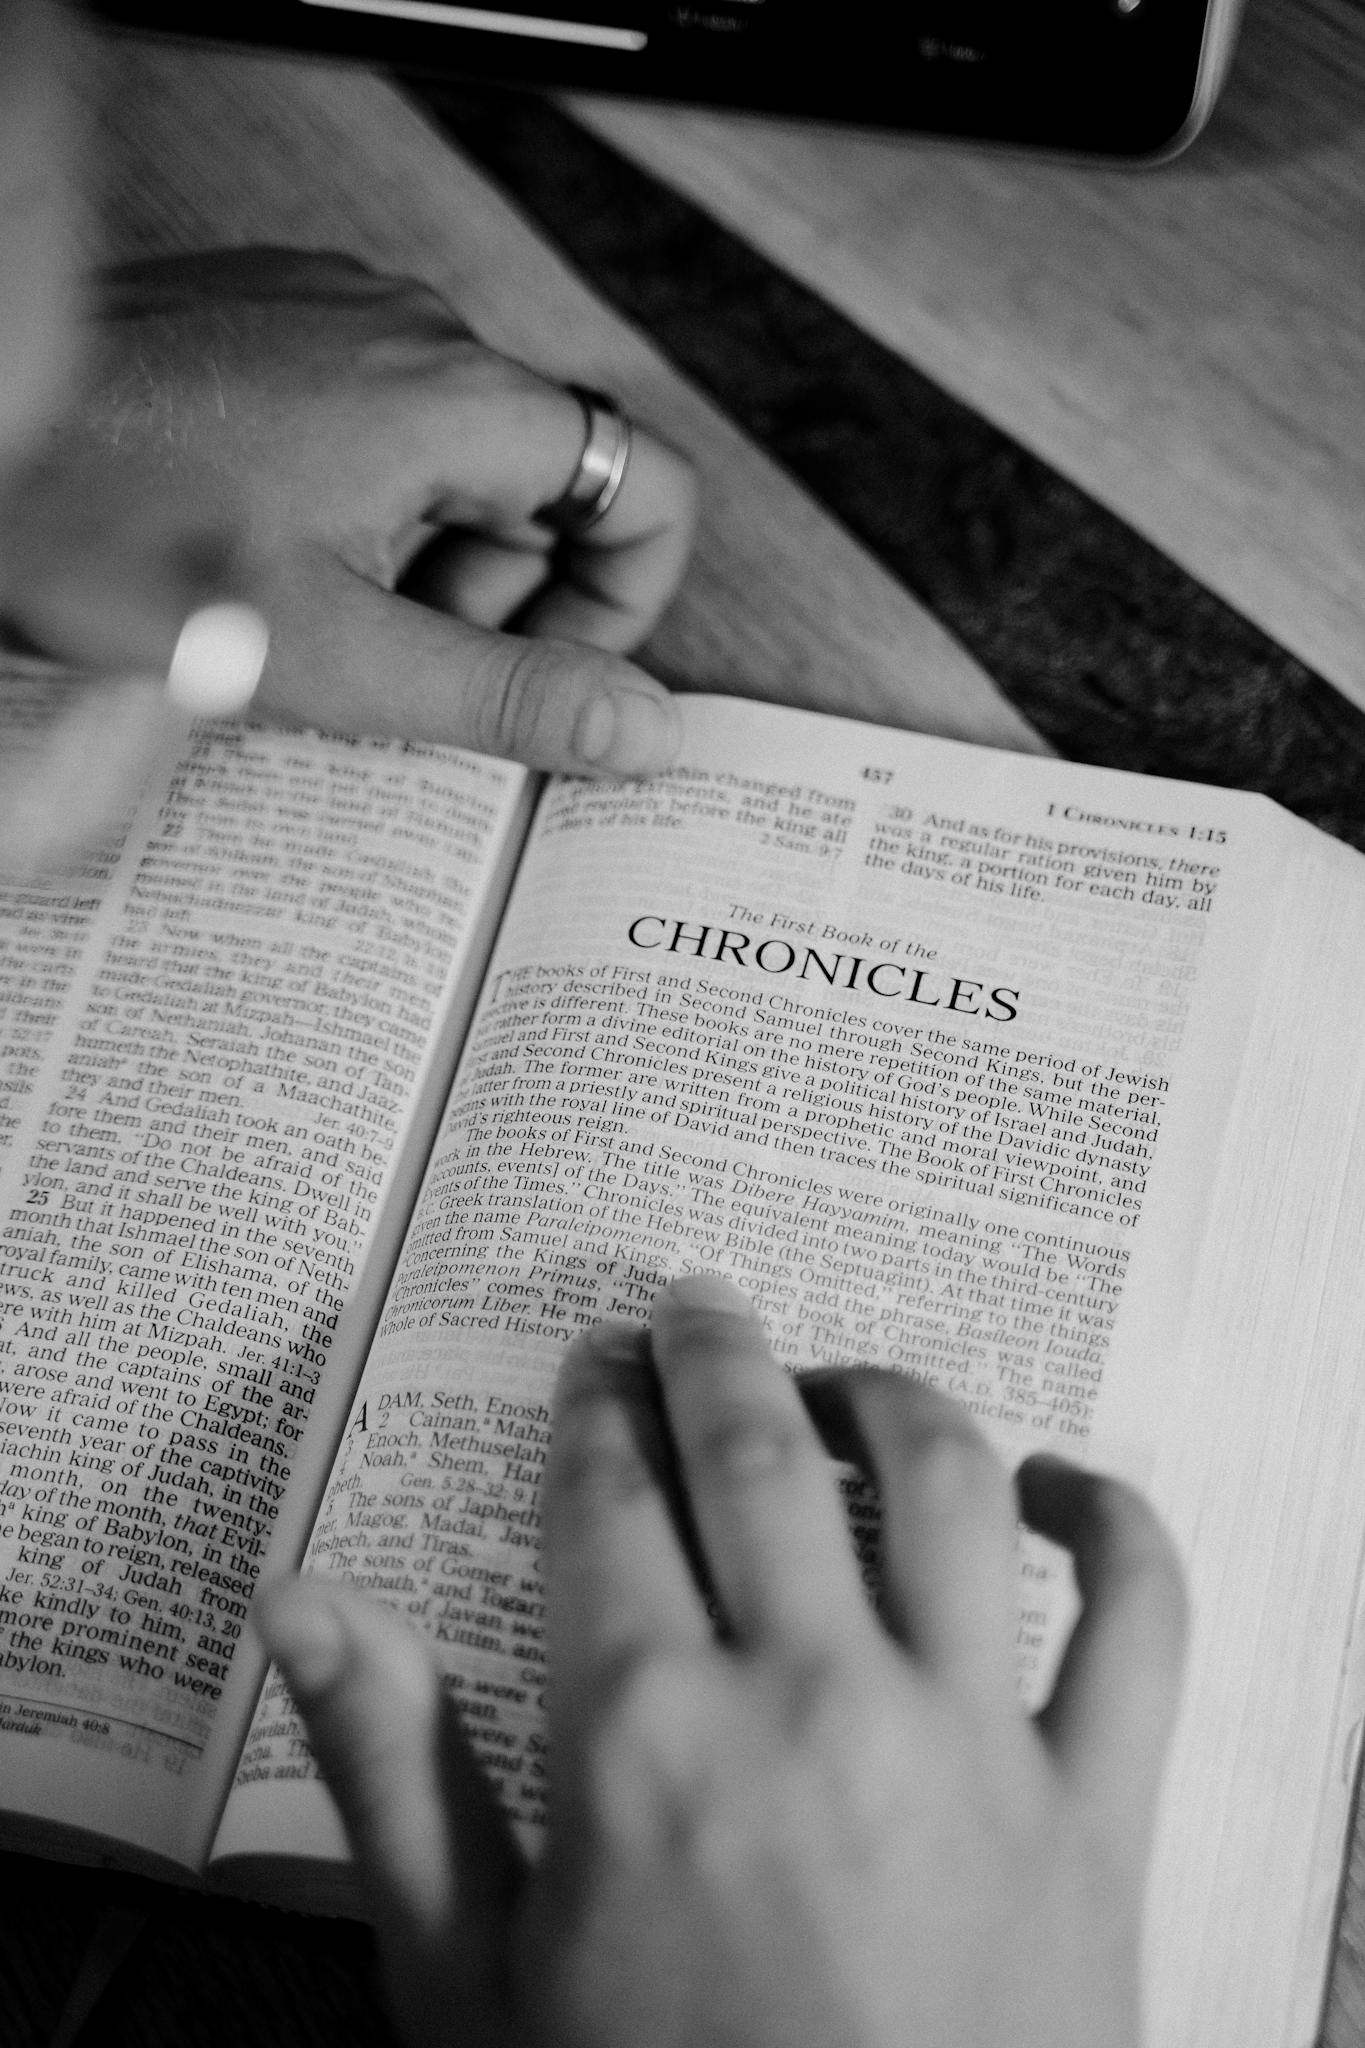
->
[[82, 34, 1042, 757], [568, 0, 1365, 714]]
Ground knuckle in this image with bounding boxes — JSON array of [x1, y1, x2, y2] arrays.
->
[[777, 1653, 909, 1820], [470, 640, 554, 760], [391, 272, 461, 322], [587, 1650, 709, 1819], [692, 1404, 812, 1485], [598, 1647, 690, 1741], [427, 348, 545, 427], [901, 1417, 1009, 1519], [550, 1406, 656, 1512], [468, 641, 616, 765]]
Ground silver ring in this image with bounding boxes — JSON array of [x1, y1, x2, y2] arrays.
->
[[534, 385, 632, 534]]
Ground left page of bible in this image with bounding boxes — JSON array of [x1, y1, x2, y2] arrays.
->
[[0, 672, 531, 1876]]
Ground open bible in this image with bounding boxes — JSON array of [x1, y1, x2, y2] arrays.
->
[[2, 688, 1365, 2048]]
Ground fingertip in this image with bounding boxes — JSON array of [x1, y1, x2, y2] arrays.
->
[[565, 1315, 653, 1361], [554, 1321, 655, 1445], [1019, 1455, 1172, 1556], [255, 1574, 435, 1702], [1015, 1451, 1084, 1529], [558, 1317, 652, 1396], [1019, 1458, 1189, 1654], [572, 682, 681, 777], [1029, 1465, 1187, 1845], [253, 1577, 347, 1696], [655, 1273, 755, 1322]]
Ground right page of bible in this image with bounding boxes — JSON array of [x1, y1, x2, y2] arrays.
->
[[214, 697, 1365, 2048]]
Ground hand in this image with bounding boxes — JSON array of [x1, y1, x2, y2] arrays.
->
[[256, 1275, 1186, 2048], [51, 248, 696, 775], [0, 0, 260, 877]]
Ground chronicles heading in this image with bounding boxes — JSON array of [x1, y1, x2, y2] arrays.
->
[[626, 916, 1021, 1023]]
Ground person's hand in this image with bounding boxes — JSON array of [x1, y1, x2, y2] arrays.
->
[[256, 1274, 1186, 2048], [0, 0, 263, 877], [44, 247, 696, 776]]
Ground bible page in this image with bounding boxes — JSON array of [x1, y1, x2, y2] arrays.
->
[[1130, 815, 1365, 2048], [214, 694, 1290, 1919], [0, 681, 530, 1875]]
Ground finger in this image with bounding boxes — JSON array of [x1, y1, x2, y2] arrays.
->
[[406, 430, 695, 656], [1018, 1455, 1187, 1853], [799, 1368, 1020, 1706], [519, 430, 699, 653], [403, 531, 555, 632], [402, 370, 697, 651], [258, 549, 680, 777], [254, 1576, 525, 2016], [0, 0, 263, 876], [647, 1276, 871, 1653], [544, 1320, 711, 1756], [94, 246, 400, 318]]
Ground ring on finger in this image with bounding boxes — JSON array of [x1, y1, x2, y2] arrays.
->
[[534, 385, 633, 534]]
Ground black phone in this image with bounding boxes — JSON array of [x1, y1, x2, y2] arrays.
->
[[89, 0, 1248, 160]]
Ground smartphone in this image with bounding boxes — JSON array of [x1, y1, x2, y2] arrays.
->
[[90, 0, 1249, 161]]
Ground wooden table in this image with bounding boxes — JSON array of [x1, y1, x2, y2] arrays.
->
[[570, 0, 1365, 716], [5, 4, 1365, 2039]]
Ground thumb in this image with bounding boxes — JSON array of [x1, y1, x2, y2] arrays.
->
[[258, 550, 682, 777], [254, 1575, 526, 2043]]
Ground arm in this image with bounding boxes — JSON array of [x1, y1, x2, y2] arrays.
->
[[2, 109, 695, 875], [0, 0, 263, 874], [256, 1273, 1186, 2048]]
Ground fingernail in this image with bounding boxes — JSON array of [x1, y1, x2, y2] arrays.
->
[[166, 602, 269, 717], [255, 1582, 345, 1694], [664, 1273, 752, 1317], [574, 688, 680, 775]]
